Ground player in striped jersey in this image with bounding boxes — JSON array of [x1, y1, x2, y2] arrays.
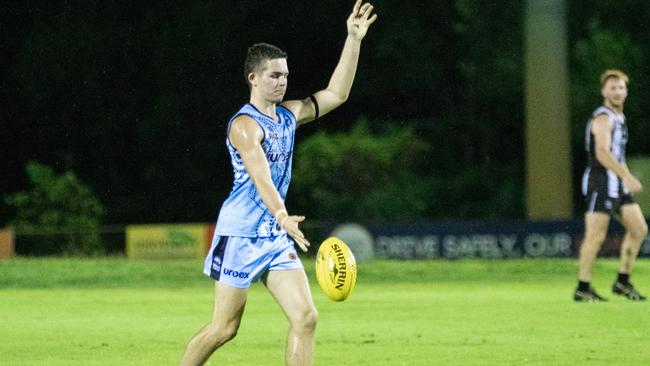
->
[[179, 2, 377, 365], [574, 70, 648, 302]]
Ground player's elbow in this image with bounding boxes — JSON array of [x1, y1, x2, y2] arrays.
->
[[325, 87, 349, 105], [337, 92, 349, 103]]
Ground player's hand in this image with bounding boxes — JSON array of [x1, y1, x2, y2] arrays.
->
[[280, 215, 311, 252], [347, 0, 377, 41], [623, 175, 643, 194]]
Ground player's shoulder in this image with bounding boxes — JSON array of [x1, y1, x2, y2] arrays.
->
[[591, 113, 613, 132], [229, 114, 264, 143], [279, 100, 302, 119], [592, 107, 616, 121], [592, 113, 613, 124], [228, 116, 264, 149], [281, 98, 316, 126], [231, 114, 260, 131], [230, 104, 261, 124]]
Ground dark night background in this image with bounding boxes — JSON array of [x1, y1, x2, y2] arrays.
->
[[2, 0, 650, 226]]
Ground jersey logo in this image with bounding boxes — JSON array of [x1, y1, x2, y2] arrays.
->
[[267, 150, 293, 163], [212, 256, 222, 272], [223, 268, 250, 279]]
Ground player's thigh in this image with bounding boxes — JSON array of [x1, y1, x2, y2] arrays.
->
[[264, 269, 317, 323], [583, 212, 610, 240], [619, 203, 648, 238], [211, 281, 249, 328]]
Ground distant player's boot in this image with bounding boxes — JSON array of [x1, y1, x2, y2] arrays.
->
[[574, 287, 608, 302], [612, 281, 647, 301]]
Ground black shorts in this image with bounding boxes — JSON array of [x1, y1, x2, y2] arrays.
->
[[582, 167, 634, 214], [584, 190, 634, 214]]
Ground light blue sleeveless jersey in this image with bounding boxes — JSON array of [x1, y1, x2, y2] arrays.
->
[[214, 103, 296, 237]]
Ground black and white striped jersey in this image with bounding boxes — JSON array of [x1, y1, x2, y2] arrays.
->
[[582, 106, 629, 199]]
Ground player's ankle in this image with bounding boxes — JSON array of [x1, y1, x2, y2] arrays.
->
[[617, 272, 630, 285], [577, 280, 590, 292]]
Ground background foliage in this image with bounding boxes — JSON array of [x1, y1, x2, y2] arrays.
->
[[2, 0, 650, 225], [5, 162, 104, 254], [291, 120, 433, 221]]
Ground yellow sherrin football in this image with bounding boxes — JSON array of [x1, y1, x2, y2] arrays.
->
[[315, 237, 357, 302]]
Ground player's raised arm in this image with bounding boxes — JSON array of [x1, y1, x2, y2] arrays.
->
[[282, 0, 377, 126]]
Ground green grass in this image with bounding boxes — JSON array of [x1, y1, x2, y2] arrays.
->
[[1, 258, 650, 365]]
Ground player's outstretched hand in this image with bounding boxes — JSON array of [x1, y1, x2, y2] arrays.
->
[[281, 215, 311, 252], [347, 0, 377, 41]]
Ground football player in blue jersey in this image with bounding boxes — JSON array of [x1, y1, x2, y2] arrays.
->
[[574, 70, 648, 302], [180, 1, 377, 365]]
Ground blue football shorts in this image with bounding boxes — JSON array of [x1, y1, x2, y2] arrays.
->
[[203, 233, 303, 288]]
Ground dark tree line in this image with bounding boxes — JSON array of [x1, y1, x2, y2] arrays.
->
[[2, 1, 650, 225]]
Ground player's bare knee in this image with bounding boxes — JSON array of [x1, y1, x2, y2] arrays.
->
[[628, 222, 648, 242], [222, 322, 240, 342], [205, 323, 238, 347], [291, 307, 318, 332], [308, 307, 319, 330], [302, 308, 318, 332]]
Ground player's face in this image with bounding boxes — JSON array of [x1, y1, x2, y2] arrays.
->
[[601, 78, 627, 108], [253, 58, 289, 103]]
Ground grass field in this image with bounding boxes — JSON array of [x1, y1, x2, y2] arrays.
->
[[1, 257, 650, 365]]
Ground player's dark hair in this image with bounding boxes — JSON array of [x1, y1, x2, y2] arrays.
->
[[244, 43, 287, 88]]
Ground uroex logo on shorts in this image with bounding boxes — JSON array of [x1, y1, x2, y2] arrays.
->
[[223, 268, 249, 279]]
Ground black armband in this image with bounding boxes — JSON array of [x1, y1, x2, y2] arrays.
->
[[309, 95, 320, 120]]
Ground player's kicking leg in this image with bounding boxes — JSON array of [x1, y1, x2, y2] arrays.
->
[[264, 269, 318, 366], [179, 282, 248, 366], [612, 203, 648, 301], [575, 212, 610, 301]]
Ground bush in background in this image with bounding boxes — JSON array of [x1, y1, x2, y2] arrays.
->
[[291, 119, 524, 222], [291, 120, 434, 221], [5, 162, 104, 255]]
